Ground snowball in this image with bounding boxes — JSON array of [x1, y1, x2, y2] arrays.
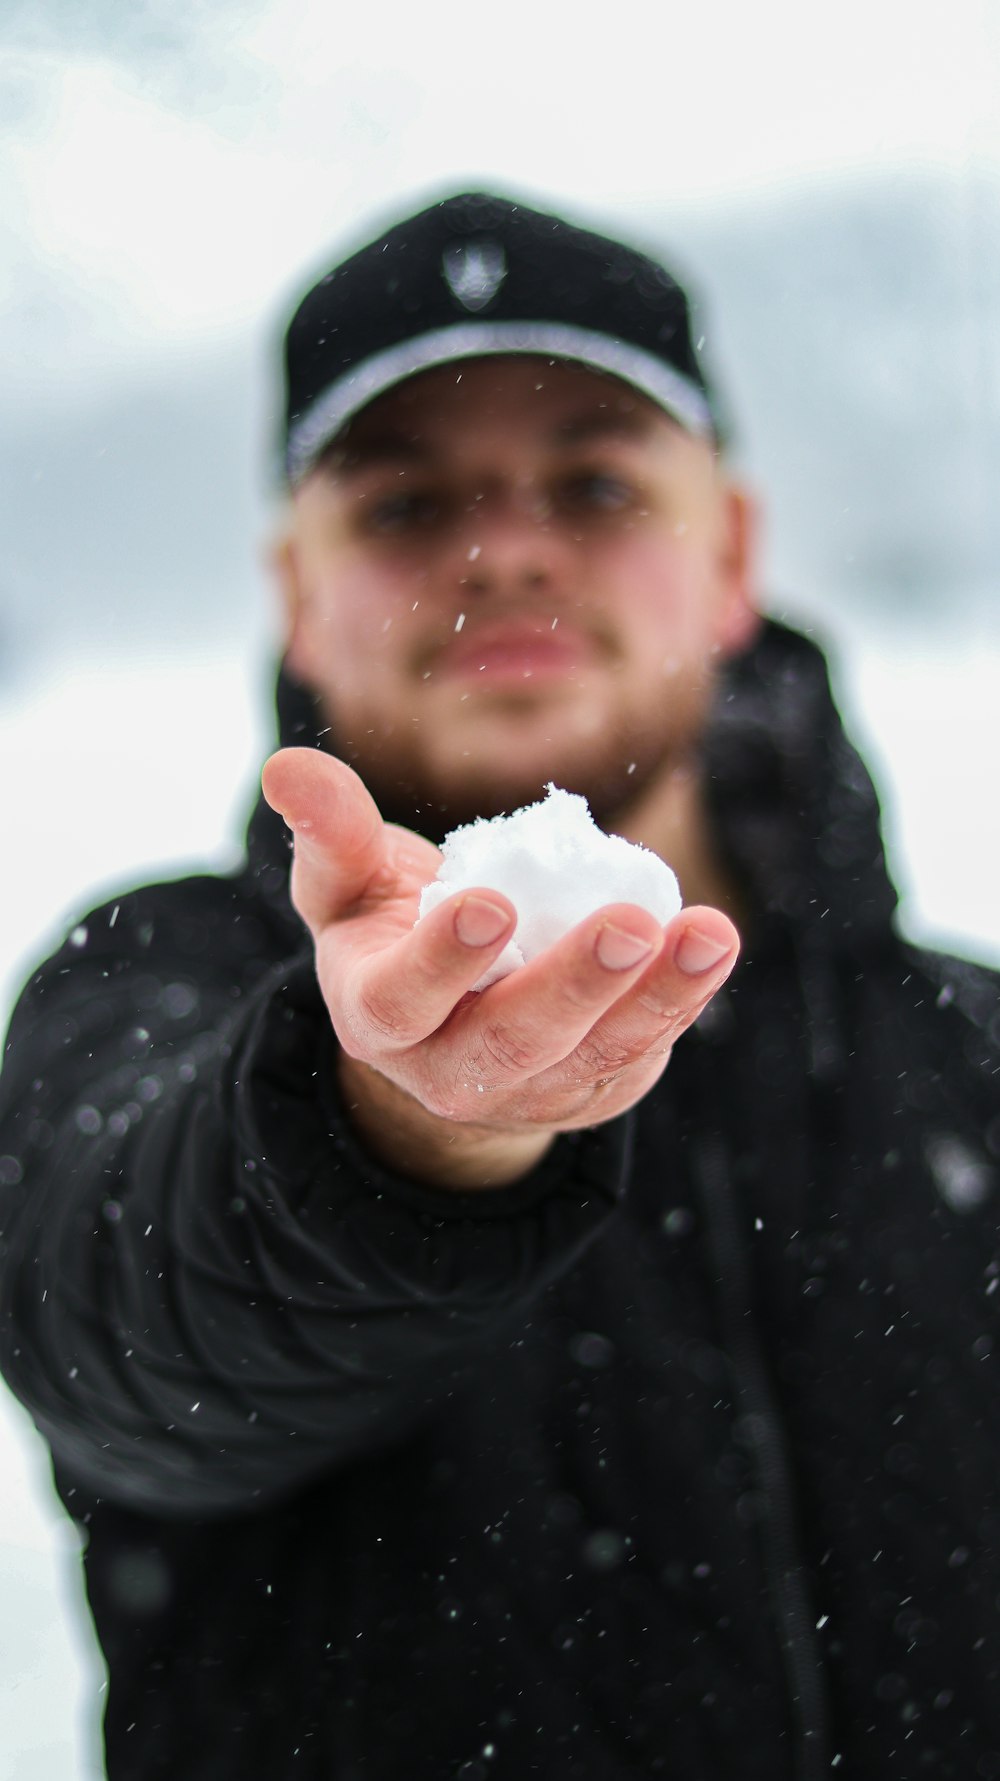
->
[[417, 783, 682, 990]]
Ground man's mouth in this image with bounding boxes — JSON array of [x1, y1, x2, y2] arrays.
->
[[431, 621, 597, 684]]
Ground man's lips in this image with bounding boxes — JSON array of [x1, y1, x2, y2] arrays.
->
[[430, 623, 597, 682]]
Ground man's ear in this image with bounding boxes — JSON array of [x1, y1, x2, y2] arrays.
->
[[266, 528, 310, 679], [715, 481, 763, 659]]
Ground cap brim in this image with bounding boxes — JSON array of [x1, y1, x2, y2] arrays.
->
[[285, 318, 716, 484]]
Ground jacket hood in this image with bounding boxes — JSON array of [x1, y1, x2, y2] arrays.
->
[[245, 614, 899, 960], [702, 617, 898, 951]]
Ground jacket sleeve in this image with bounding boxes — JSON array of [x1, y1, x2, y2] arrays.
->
[[0, 878, 631, 1519]]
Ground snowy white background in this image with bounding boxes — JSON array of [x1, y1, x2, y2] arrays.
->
[[1, 2, 999, 1773]]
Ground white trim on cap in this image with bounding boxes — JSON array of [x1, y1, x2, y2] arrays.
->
[[285, 319, 714, 482]]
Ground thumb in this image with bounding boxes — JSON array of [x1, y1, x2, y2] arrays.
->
[[261, 748, 387, 932]]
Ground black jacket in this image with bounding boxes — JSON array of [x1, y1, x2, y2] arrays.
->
[[1, 619, 999, 1780]]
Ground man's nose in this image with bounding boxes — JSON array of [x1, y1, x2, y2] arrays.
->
[[452, 487, 572, 594]]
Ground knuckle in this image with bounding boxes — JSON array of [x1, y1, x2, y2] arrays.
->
[[575, 1030, 632, 1077], [350, 984, 408, 1047], [470, 1020, 537, 1080]]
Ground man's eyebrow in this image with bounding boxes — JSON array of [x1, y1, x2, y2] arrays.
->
[[552, 409, 656, 444], [323, 407, 657, 477], [320, 433, 428, 476]]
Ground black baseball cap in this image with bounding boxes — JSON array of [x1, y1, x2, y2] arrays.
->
[[282, 188, 727, 486]]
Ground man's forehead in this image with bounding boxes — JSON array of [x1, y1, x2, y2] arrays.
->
[[321, 356, 671, 473]]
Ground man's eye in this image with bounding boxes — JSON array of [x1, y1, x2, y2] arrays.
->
[[561, 473, 635, 511], [365, 492, 442, 533]]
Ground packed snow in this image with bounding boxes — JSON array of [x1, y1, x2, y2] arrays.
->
[[417, 783, 682, 989]]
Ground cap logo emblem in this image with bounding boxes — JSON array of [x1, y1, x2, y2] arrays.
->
[[442, 238, 507, 312]]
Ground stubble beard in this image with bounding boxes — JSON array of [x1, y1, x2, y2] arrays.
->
[[332, 698, 705, 845]]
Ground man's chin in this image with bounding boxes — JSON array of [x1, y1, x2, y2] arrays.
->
[[359, 743, 673, 841]]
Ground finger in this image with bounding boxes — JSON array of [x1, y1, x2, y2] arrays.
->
[[440, 901, 672, 1088], [443, 904, 738, 1124], [569, 904, 740, 1072], [321, 886, 519, 1055], [668, 907, 741, 982], [261, 748, 390, 932]]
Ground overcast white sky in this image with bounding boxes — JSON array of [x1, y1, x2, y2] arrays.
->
[[4, 0, 1000, 390]]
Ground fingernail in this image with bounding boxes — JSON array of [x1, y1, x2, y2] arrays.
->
[[675, 927, 733, 976], [455, 896, 510, 948], [596, 924, 655, 972]]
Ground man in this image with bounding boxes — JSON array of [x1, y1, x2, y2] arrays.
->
[[1, 189, 998, 1779]]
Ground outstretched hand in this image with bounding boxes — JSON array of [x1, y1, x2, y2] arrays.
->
[[262, 748, 739, 1189]]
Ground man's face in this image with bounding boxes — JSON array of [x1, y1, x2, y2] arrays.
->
[[277, 356, 758, 828]]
